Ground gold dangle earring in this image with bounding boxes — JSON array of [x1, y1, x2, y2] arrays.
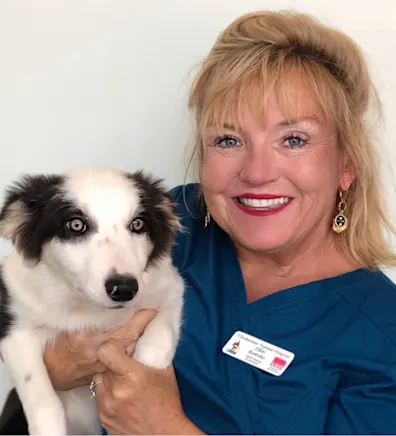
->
[[204, 208, 211, 228], [332, 189, 348, 233]]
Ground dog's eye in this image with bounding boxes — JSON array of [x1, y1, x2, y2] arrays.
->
[[66, 218, 87, 233], [130, 217, 146, 233]]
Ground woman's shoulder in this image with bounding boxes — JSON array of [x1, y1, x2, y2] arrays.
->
[[168, 182, 205, 232], [168, 183, 208, 272], [168, 183, 202, 217], [343, 269, 396, 349]]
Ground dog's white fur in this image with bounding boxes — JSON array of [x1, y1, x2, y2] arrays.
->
[[0, 167, 185, 435]]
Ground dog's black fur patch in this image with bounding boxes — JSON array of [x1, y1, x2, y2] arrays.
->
[[0, 269, 25, 434], [127, 170, 179, 265], [0, 174, 90, 262], [0, 267, 14, 341], [0, 389, 27, 435]]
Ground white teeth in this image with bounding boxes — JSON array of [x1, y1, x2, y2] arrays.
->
[[238, 197, 291, 209]]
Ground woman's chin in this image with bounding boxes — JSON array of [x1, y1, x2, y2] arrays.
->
[[231, 230, 293, 254]]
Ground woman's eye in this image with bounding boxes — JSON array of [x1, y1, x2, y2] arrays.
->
[[216, 136, 242, 148], [283, 134, 308, 149]]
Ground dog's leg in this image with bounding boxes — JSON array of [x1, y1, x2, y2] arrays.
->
[[1, 329, 66, 435], [133, 271, 184, 369], [133, 312, 177, 369]]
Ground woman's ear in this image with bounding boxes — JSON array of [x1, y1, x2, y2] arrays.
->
[[339, 158, 356, 191]]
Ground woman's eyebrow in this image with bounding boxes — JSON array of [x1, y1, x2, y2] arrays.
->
[[205, 116, 320, 134], [276, 116, 320, 127]]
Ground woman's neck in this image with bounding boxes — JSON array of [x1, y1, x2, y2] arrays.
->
[[235, 233, 360, 303]]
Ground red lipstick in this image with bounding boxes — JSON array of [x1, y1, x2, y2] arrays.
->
[[237, 193, 289, 199], [232, 194, 293, 217]]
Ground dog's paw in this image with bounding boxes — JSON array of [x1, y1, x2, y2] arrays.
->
[[133, 323, 176, 369], [28, 404, 67, 435], [134, 341, 174, 368]]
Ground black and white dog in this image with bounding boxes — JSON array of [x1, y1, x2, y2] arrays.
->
[[0, 166, 185, 435]]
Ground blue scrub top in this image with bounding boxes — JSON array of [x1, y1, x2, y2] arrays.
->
[[170, 183, 396, 435]]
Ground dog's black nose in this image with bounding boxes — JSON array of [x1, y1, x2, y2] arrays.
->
[[105, 274, 138, 302]]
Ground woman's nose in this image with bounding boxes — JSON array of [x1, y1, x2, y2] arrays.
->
[[239, 147, 279, 186]]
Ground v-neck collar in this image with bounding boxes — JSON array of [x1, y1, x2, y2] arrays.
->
[[214, 219, 372, 316]]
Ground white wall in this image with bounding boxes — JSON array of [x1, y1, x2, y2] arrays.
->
[[0, 0, 395, 409]]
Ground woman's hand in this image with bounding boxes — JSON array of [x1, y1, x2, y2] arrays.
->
[[93, 341, 205, 435], [43, 309, 158, 391]]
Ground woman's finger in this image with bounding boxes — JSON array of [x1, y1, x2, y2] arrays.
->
[[100, 309, 158, 344], [97, 341, 136, 375]]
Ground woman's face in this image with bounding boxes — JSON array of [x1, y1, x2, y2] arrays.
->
[[200, 81, 355, 256]]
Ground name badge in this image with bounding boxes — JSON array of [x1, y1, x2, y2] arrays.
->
[[222, 331, 295, 376]]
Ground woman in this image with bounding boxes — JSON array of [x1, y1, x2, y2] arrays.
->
[[43, 10, 396, 434]]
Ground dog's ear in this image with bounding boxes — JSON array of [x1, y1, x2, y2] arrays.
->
[[0, 174, 62, 248], [0, 196, 30, 244], [157, 191, 182, 235], [125, 170, 182, 235]]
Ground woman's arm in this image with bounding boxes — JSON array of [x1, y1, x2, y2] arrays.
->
[[325, 363, 396, 434]]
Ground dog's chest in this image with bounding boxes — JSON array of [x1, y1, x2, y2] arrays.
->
[[13, 298, 135, 337]]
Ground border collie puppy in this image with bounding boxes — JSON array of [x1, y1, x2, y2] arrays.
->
[[0, 166, 184, 435]]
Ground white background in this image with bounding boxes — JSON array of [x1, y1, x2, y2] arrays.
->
[[0, 0, 395, 409]]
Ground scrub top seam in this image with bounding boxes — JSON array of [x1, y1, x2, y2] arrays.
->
[[342, 294, 396, 352], [246, 278, 371, 318]]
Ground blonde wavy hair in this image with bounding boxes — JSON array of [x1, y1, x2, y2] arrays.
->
[[186, 10, 396, 270]]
